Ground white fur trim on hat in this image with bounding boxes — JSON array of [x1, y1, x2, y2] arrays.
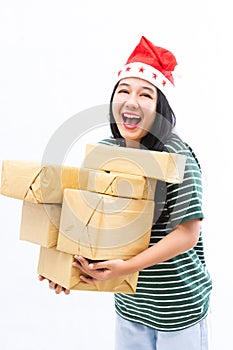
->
[[117, 62, 174, 101]]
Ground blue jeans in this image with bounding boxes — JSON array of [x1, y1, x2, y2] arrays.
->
[[115, 313, 210, 350]]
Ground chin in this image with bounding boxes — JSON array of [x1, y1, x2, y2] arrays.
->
[[121, 132, 139, 141]]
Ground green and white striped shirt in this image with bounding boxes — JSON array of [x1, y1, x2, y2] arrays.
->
[[99, 135, 212, 332]]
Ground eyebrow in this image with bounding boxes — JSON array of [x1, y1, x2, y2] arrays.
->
[[118, 82, 156, 94]]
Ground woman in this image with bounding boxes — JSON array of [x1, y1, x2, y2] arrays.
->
[[40, 36, 212, 350]]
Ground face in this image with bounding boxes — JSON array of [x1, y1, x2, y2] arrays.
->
[[112, 77, 158, 146]]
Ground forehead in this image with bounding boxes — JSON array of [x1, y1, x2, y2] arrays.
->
[[118, 77, 157, 91]]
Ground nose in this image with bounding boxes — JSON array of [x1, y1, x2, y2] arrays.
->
[[125, 93, 139, 109]]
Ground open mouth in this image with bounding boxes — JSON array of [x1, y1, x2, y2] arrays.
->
[[122, 113, 142, 126]]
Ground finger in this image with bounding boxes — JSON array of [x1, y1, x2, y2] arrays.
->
[[74, 255, 89, 267], [73, 257, 91, 274], [63, 288, 70, 295], [49, 281, 57, 289], [55, 285, 63, 294], [80, 275, 97, 284], [38, 275, 45, 281], [72, 262, 89, 276], [89, 261, 108, 271], [72, 261, 81, 268]]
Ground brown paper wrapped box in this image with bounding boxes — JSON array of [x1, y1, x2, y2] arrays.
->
[[0, 160, 154, 202], [79, 167, 157, 200], [0, 160, 79, 203], [38, 246, 139, 293], [57, 189, 155, 260], [20, 201, 61, 248], [84, 143, 187, 183]]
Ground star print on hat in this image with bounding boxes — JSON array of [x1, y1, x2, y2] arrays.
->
[[117, 36, 177, 100]]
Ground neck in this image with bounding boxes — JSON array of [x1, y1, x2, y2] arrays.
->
[[125, 139, 141, 149]]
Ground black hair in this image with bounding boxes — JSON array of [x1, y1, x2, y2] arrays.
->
[[109, 82, 177, 151]]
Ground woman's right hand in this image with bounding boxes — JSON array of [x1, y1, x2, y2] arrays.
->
[[38, 275, 70, 295]]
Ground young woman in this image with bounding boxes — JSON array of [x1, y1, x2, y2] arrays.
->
[[40, 36, 212, 350]]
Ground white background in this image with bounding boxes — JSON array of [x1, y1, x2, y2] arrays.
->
[[0, 1, 232, 349]]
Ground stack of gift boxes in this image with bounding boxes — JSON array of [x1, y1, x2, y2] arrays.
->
[[0, 143, 186, 294]]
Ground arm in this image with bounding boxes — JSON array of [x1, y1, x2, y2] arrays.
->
[[126, 218, 200, 272], [73, 218, 200, 282]]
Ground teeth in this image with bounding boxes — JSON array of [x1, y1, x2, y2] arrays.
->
[[122, 113, 142, 125], [123, 113, 141, 119]]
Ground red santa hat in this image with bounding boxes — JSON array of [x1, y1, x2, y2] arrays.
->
[[117, 36, 177, 101]]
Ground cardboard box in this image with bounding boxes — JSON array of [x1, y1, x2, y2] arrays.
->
[[0, 160, 79, 203], [57, 189, 155, 260], [20, 201, 61, 248], [79, 167, 156, 200], [84, 143, 187, 183], [38, 246, 138, 293]]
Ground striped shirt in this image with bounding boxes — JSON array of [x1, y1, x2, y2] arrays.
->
[[99, 135, 212, 331]]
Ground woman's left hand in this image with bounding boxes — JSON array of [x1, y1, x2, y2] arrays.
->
[[72, 256, 130, 284]]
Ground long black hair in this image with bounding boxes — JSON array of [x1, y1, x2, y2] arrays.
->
[[109, 82, 177, 151]]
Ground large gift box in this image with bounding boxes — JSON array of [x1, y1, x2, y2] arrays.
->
[[20, 201, 61, 248], [57, 189, 155, 260], [83, 143, 187, 183], [38, 246, 138, 293], [0, 160, 79, 203]]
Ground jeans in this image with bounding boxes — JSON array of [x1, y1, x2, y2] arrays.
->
[[115, 313, 210, 350]]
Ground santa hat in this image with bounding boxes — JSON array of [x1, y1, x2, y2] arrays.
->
[[117, 36, 177, 101]]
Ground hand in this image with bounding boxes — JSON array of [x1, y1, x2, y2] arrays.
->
[[38, 275, 70, 295], [72, 256, 131, 284]]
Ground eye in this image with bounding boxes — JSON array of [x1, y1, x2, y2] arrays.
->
[[141, 93, 153, 99], [118, 89, 129, 94]]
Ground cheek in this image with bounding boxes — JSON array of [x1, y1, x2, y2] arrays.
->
[[112, 103, 119, 121], [112, 98, 124, 120], [139, 96, 156, 112], [143, 100, 157, 113], [142, 104, 157, 125], [113, 94, 126, 106]]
